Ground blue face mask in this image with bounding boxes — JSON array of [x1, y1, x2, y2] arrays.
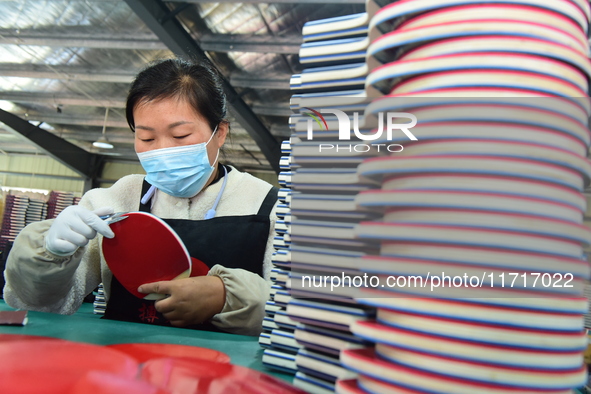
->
[[137, 126, 219, 198]]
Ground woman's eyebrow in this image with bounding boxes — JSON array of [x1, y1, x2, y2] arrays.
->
[[134, 124, 154, 131], [134, 121, 193, 131], [167, 121, 193, 129]]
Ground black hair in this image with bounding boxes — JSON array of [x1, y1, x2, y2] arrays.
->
[[126, 58, 228, 132]]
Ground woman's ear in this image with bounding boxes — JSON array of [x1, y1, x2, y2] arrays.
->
[[215, 121, 229, 148]]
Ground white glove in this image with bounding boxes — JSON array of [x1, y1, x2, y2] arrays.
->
[[45, 206, 116, 257]]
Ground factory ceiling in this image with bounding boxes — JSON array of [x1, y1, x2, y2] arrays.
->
[[0, 0, 364, 180]]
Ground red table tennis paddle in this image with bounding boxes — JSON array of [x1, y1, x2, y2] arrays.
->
[[107, 343, 231, 364], [0, 339, 139, 394], [141, 357, 308, 394], [102, 212, 209, 300], [70, 370, 167, 394]]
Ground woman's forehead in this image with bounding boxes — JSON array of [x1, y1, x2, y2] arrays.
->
[[134, 97, 207, 121]]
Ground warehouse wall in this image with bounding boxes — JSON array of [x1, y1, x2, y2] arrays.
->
[[0, 154, 85, 194], [99, 161, 145, 188]]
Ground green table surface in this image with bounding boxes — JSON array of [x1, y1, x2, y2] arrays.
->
[[0, 299, 294, 383]]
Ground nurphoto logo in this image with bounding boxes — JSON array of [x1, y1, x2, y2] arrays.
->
[[303, 107, 418, 153]]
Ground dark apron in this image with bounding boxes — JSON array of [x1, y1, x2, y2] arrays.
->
[[103, 170, 277, 331]]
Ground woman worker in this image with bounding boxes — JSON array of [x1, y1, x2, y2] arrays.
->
[[3, 58, 277, 336]]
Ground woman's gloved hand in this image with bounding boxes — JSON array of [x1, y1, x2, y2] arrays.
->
[[45, 205, 115, 256]]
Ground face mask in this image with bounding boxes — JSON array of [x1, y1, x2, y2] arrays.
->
[[137, 126, 219, 198]]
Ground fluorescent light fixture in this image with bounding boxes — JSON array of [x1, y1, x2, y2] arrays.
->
[[93, 108, 114, 149], [92, 136, 113, 149]]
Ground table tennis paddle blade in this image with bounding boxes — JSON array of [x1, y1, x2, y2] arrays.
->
[[190, 257, 210, 277], [140, 357, 308, 394], [102, 212, 192, 300], [107, 343, 231, 364], [0, 340, 139, 394]]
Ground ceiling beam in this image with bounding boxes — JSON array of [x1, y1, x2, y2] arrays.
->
[[50, 131, 134, 144], [0, 28, 301, 54], [251, 103, 292, 117], [11, 112, 129, 129], [0, 29, 166, 50], [0, 141, 42, 154], [230, 72, 291, 90], [0, 109, 104, 179], [0, 91, 126, 108], [0, 63, 136, 83], [270, 124, 292, 138], [124, 0, 281, 173], [200, 34, 300, 54]]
